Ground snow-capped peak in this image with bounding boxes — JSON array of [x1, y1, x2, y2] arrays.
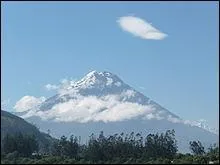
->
[[14, 70, 218, 153], [84, 70, 117, 80], [86, 70, 98, 77], [71, 71, 123, 90]]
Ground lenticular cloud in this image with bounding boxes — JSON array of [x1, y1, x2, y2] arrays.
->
[[118, 16, 167, 40]]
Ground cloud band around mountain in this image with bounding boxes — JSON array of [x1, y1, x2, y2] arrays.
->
[[13, 71, 218, 134], [20, 93, 160, 123]]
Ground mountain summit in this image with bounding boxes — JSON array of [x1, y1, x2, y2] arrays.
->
[[20, 70, 179, 122], [73, 70, 124, 89], [57, 70, 131, 96]]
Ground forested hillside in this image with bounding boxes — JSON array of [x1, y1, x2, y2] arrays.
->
[[1, 110, 55, 154]]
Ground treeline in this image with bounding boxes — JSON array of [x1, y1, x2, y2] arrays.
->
[[51, 130, 177, 161], [2, 132, 38, 157], [1, 130, 219, 164]]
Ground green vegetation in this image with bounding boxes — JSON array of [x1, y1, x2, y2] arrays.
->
[[189, 140, 205, 156], [1, 129, 219, 164], [2, 133, 38, 157], [1, 110, 54, 154]]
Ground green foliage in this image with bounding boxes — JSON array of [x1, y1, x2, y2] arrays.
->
[[144, 129, 177, 160], [206, 143, 219, 161], [1, 129, 219, 164], [51, 134, 79, 159], [189, 140, 205, 155], [82, 129, 177, 163], [2, 132, 38, 157], [1, 110, 55, 155]]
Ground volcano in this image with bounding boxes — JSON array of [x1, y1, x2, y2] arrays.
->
[[14, 71, 219, 153]]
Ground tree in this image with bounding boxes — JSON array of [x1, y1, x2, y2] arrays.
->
[[59, 135, 69, 157], [189, 141, 205, 155], [163, 129, 178, 159], [2, 133, 16, 154], [2, 132, 38, 157], [68, 135, 79, 158], [207, 143, 219, 161], [144, 130, 177, 160], [51, 141, 61, 156]]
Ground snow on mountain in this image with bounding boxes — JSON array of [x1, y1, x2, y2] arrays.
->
[[14, 70, 218, 153], [192, 119, 219, 135], [18, 70, 181, 123]]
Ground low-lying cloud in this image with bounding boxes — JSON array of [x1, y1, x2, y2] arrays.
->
[[17, 93, 218, 135], [21, 93, 162, 123], [14, 96, 46, 112], [13, 92, 200, 126], [118, 16, 167, 40]]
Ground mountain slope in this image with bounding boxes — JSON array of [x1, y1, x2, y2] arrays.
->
[[18, 71, 180, 122], [14, 71, 219, 153], [1, 110, 55, 153]]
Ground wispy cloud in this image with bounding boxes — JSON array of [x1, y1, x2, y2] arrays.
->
[[44, 78, 76, 93], [13, 96, 46, 112], [45, 84, 59, 91], [1, 99, 10, 109], [117, 16, 167, 40], [167, 115, 182, 123]]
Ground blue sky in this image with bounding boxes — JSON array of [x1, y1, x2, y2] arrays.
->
[[1, 2, 219, 129]]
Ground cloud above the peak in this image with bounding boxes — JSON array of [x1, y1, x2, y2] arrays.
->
[[44, 78, 76, 94], [117, 16, 167, 40], [13, 96, 46, 112], [45, 84, 59, 91]]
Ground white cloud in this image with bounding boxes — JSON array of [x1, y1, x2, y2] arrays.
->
[[144, 113, 155, 120], [94, 103, 142, 122], [167, 115, 182, 123], [57, 80, 76, 95], [143, 112, 164, 120], [183, 119, 206, 127], [44, 78, 77, 95], [45, 84, 59, 91], [117, 16, 167, 40], [13, 96, 46, 112], [17, 93, 217, 135], [21, 93, 156, 123]]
